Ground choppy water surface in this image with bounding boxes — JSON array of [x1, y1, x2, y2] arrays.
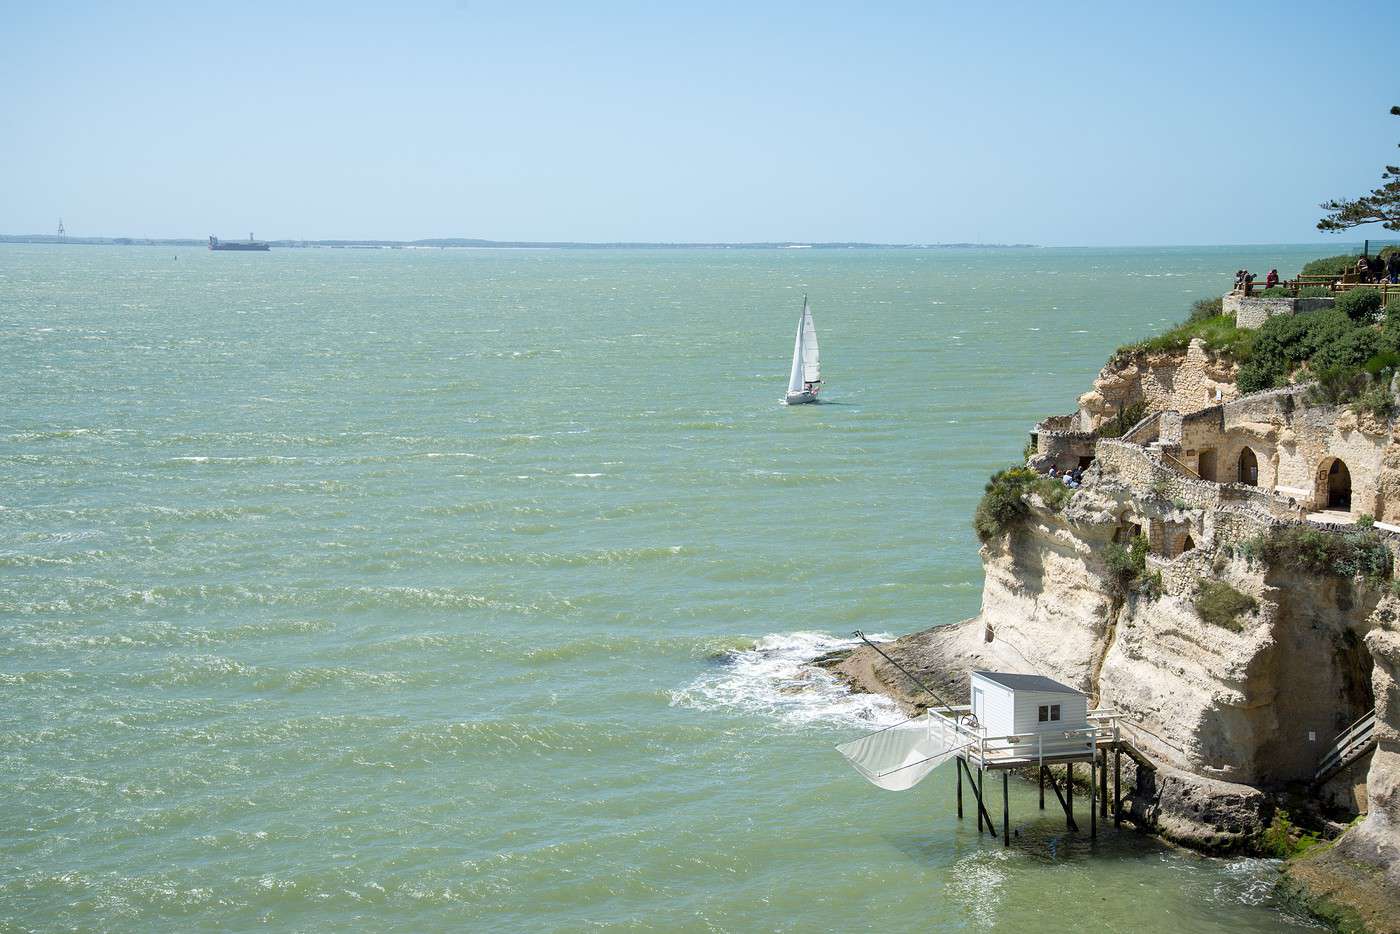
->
[[0, 243, 1338, 931]]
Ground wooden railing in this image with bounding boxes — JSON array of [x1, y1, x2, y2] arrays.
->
[[1240, 277, 1399, 300], [1314, 709, 1378, 783]]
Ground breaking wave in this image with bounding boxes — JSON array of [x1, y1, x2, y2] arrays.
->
[[670, 631, 902, 729]]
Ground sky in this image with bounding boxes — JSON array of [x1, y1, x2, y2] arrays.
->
[[2, 0, 1397, 246]]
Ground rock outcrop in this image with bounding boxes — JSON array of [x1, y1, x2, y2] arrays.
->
[[1077, 340, 1239, 432]]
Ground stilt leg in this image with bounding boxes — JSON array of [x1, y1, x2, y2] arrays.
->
[[1066, 763, 1074, 831], [1002, 771, 1010, 847], [1089, 752, 1097, 840], [956, 757, 963, 820], [1038, 764, 1045, 810], [978, 767, 985, 833], [1114, 747, 1122, 828], [1099, 750, 1108, 818]]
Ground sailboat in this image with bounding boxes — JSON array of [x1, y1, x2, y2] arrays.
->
[[783, 296, 822, 405]]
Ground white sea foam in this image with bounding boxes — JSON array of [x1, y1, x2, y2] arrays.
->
[[671, 631, 903, 729]]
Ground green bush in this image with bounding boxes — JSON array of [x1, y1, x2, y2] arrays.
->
[[1096, 400, 1148, 439], [1260, 809, 1323, 859], [1336, 288, 1384, 322], [1301, 254, 1361, 278], [1306, 366, 1368, 407], [1189, 296, 1224, 322], [1193, 580, 1258, 631], [1297, 285, 1332, 298], [1246, 524, 1393, 584], [1237, 308, 1372, 394], [1114, 315, 1252, 363], [1103, 534, 1154, 599], [973, 467, 1073, 543], [1256, 287, 1291, 298]]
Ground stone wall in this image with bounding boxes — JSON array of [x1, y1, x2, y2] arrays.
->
[[1032, 413, 1098, 472], [1118, 385, 1400, 517], [1224, 293, 1335, 330]]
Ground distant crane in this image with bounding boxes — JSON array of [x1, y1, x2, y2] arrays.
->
[[57, 218, 66, 240]]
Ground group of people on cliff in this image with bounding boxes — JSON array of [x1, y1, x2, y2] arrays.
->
[[1046, 464, 1085, 488], [1234, 268, 1283, 291], [1353, 253, 1400, 284]]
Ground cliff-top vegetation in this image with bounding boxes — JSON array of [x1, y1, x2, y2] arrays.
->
[[1114, 289, 1400, 413]]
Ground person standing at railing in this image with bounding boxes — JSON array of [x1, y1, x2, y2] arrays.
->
[[1388, 252, 1400, 284], [1265, 268, 1279, 289]]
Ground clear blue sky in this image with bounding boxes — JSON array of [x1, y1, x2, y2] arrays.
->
[[3, 0, 1396, 245]]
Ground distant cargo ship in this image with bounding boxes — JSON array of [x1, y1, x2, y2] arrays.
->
[[209, 234, 270, 252]]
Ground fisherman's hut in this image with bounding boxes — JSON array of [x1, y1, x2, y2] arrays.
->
[[970, 671, 1087, 749]]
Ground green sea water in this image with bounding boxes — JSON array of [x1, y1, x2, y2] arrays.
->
[[0, 243, 1346, 932]]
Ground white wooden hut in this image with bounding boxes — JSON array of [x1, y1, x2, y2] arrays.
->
[[969, 671, 1087, 744]]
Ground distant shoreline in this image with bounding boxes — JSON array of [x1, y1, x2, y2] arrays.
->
[[0, 234, 1037, 251]]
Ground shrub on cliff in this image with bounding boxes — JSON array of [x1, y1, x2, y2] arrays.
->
[[1193, 580, 1258, 631], [1245, 524, 1393, 584], [1301, 254, 1360, 278], [1188, 296, 1224, 322], [1236, 309, 1367, 393], [1095, 400, 1148, 438], [1335, 287, 1384, 323], [1113, 314, 1251, 364], [973, 467, 1071, 543], [1103, 534, 1156, 599]]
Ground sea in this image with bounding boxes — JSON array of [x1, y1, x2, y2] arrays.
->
[[0, 242, 1349, 931]]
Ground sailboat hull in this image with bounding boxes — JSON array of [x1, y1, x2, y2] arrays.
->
[[783, 391, 819, 405]]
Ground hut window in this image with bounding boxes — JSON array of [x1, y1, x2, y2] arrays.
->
[[1038, 704, 1061, 722]]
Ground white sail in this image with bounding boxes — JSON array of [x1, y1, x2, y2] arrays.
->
[[787, 303, 806, 394], [800, 301, 820, 383]]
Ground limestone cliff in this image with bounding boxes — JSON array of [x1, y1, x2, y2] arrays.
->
[[820, 340, 1400, 929]]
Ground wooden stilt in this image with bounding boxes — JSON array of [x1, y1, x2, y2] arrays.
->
[[1114, 746, 1122, 828], [960, 758, 995, 836], [1044, 762, 1079, 832], [1038, 763, 1045, 810], [956, 756, 963, 820], [978, 767, 985, 832], [1002, 771, 1010, 847], [1089, 749, 1097, 840], [1099, 749, 1109, 818], [1066, 762, 1073, 830]]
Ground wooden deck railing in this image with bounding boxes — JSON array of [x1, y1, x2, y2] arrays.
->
[[1239, 277, 1399, 299]]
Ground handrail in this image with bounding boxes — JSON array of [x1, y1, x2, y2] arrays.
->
[[1314, 709, 1378, 782], [1121, 411, 1162, 444], [1158, 449, 1202, 480]]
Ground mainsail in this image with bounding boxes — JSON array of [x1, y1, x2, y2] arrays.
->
[[800, 300, 819, 384], [787, 301, 807, 394]]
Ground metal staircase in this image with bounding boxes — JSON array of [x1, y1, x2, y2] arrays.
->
[[1314, 710, 1378, 784]]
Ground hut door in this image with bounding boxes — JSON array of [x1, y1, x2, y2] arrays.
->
[[972, 687, 985, 726]]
